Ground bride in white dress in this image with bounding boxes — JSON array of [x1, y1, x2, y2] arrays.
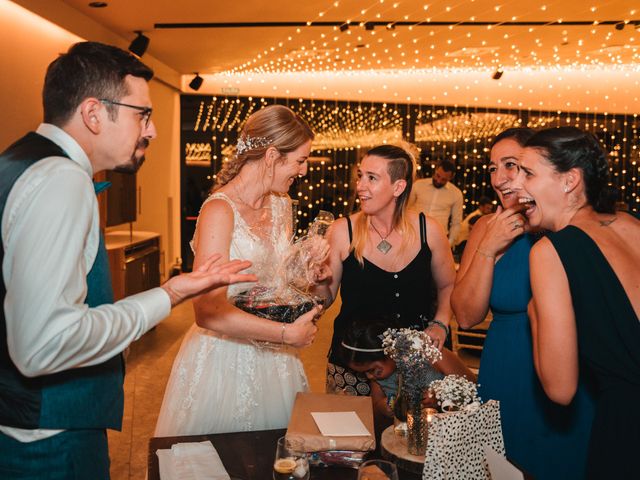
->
[[155, 105, 323, 436]]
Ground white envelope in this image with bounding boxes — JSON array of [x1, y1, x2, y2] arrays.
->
[[311, 411, 371, 437]]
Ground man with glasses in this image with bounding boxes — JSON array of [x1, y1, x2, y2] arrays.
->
[[0, 42, 255, 479]]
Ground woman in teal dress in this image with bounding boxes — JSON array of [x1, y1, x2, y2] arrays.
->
[[515, 127, 639, 478], [452, 128, 593, 479]]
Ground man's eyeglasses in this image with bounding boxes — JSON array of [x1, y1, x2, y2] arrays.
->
[[100, 99, 153, 128]]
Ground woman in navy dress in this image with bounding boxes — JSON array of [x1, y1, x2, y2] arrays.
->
[[515, 127, 639, 478], [452, 128, 593, 479]]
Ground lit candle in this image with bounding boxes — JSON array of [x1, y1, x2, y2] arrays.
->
[[426, 408, 438, 422]]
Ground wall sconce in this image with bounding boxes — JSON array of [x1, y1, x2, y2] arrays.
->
[[189, 73, 203, 91], [492, 69, 504, 80], [129, 31, 149, 57]]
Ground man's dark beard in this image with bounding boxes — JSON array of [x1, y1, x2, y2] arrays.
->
[[114, 138, 149, 174], [433, 179, 445, 188]]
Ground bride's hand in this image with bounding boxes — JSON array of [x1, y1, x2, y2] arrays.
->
[[284, 306, 322, 348]]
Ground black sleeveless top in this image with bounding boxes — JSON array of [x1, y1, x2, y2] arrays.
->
[[329, 213, 437, 363]]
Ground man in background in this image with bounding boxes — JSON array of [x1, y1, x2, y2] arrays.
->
[[0, 41, 255, 479], [411, 160, 463, 247]]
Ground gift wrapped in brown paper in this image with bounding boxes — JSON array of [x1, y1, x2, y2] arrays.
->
[[285, 392, 376, 453]]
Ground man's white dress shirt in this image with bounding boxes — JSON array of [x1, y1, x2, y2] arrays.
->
[[411, 178, 464, 246], [455, 208, 484, 247], [0, 124, 170, 441]]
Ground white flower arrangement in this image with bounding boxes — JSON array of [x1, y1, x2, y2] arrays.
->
[[382, 328, 442, 405], [429, 374, 481, 411]]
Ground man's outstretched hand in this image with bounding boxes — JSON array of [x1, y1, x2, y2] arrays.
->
[[161, 254, 256, 306]]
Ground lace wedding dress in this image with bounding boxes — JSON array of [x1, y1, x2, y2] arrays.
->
[[154, 192, 309, 436]]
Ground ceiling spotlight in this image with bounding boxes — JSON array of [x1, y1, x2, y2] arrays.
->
[[386, 23, 396, 30], [339, 23, 349, 32], [615, 22, 625, 30], [492, 69, 504, 80], [128, 31, 149, 57], [365, 22, 375, 31], [189, 73, 203, 91]]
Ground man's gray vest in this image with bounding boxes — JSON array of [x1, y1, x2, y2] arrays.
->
[[0, 132, 124, 430]]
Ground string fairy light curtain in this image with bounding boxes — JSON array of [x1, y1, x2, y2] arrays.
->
[[179, 94, 639, 269]]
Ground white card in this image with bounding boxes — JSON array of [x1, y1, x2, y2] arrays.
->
[[310, 411, 371, 437], [484, 446, 524, 480]]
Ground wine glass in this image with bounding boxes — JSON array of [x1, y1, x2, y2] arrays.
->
[[273, 436, 309, 480], [357, 459, 399, 480], [303, 210, 334, 286], [309, 210, 334, 237]]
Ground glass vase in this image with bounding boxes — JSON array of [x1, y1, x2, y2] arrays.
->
[[392, 381, 408, 437], [406, 401, 429, 456]]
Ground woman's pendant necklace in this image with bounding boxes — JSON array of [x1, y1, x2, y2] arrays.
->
[[370, 222, 393, 254], [377, 238, 392, 254]]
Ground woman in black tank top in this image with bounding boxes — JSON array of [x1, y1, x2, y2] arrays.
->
[[315, 144, 456, 396]]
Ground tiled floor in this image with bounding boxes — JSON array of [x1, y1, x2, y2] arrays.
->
[[108, 297, 341, 480]]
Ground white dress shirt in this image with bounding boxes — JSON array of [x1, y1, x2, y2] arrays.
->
[[0, 124, 171, 441], [411, 178, 464, 246], [455, 208, 483, 246]]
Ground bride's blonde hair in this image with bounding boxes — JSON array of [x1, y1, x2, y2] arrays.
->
[[214, 105, 314, 189], [352, 143, 418, 266]]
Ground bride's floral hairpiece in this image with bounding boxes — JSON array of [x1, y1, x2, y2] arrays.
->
[[236, 135, 273, 155]]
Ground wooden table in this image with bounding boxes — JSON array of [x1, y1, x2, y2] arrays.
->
[[148, 428, 421, 480], [380, 426, 424, 474]]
